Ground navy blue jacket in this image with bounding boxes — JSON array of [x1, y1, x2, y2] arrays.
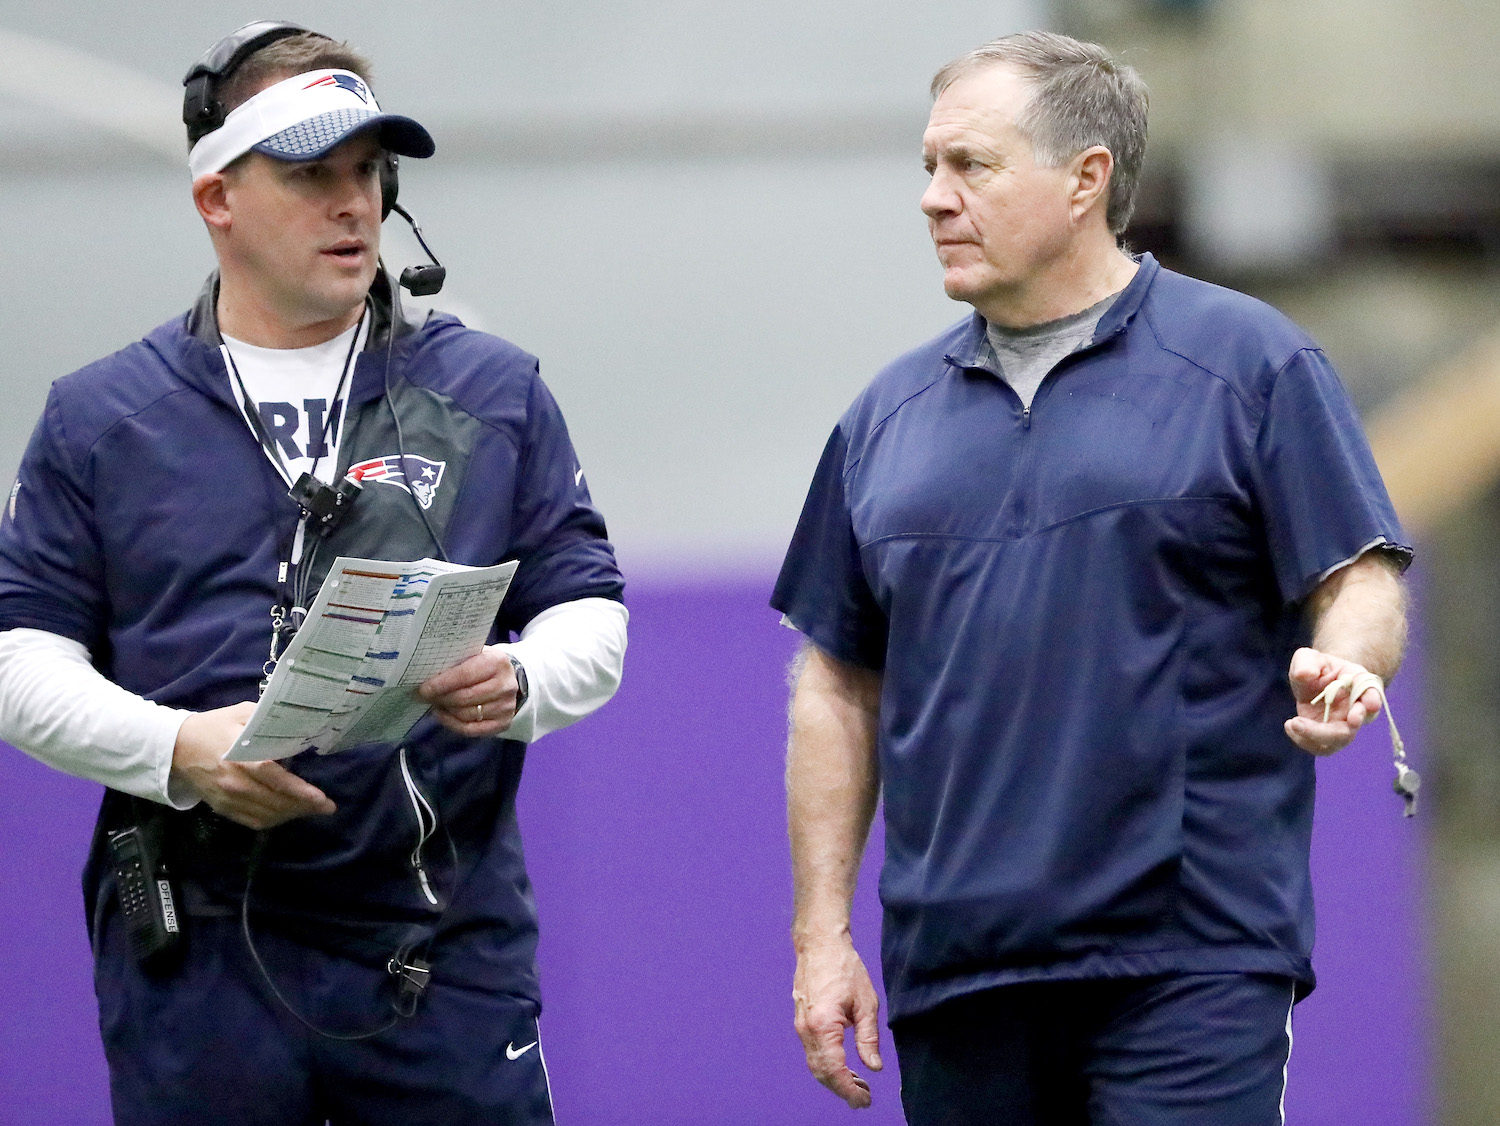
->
[[0, 274, 623, 999], [773, 256, 1410, 1021]]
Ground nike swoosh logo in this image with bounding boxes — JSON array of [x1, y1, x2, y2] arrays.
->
[[506, 1040, 538, 1060], [574, 467, 584, 486]]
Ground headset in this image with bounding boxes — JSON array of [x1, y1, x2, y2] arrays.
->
[[183, 20, 446, 296]]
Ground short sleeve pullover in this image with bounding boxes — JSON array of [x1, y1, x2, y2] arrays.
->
[[772, 255, 1410, 1020]]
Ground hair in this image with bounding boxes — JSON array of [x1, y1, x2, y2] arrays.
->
[[187, 31, 375, 148], [930, 31, 1149, 236]]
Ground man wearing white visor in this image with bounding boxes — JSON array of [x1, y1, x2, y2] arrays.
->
[[0, 22, 627, 1125]]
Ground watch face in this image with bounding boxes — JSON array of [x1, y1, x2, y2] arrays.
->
[[507, 655, 529, 707]]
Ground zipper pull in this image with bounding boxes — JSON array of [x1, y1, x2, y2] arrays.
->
[[1021, 407, 1032, 430]]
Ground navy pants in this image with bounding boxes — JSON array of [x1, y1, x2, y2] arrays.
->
[[892, 974, 1298, 1126], [95, 912, 555, 1126]]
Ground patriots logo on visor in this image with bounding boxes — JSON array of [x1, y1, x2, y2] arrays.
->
[[347, 455, 447, 510], [304, 73, 370, 104]]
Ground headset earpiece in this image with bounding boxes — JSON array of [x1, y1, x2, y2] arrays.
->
[[381, 154, 400, 220]]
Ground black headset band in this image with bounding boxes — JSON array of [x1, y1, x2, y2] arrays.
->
[[182, 21, 322, 136]]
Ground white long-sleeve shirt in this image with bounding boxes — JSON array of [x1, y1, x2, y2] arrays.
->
[[0, 596, 626, 808]]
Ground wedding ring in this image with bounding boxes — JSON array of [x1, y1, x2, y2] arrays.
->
[[476, 702, 484, 722]]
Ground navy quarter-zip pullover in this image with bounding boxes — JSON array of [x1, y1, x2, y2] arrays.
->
[[773, 254, 1410, 1021]]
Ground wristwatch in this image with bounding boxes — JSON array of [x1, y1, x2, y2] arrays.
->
[[506, 654, 530, 712]]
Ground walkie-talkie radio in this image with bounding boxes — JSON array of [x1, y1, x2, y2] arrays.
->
[[106, 822, 183, 965]]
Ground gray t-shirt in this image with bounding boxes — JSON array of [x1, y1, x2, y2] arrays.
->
[[982, 290, 1122, 409]]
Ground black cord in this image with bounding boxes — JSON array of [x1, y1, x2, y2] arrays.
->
[[390, 203, 441, 268], [380, 286, 448, 561], [292, 538, 321, 627], [240, 832, 403, 1041], [235, 289, 468, 1041], [237, 280, 466, 1041], [432, 745, 460, 888], [397, 746, 465, 975], [234, 754, 468, 1043]]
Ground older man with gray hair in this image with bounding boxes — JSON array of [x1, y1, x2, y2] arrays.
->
[[773, 30, 1410, 1124]]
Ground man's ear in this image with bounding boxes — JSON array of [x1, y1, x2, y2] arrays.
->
[[1067, 145, 1114, 225], [193, 172, 232, 233]]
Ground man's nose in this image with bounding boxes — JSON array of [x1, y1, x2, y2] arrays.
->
[[333, 172, 378, 220], [921, 168, 959, 219]]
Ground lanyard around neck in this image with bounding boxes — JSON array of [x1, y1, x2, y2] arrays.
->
[[221, 307, 367, 490], [220, 309, 368, 684]]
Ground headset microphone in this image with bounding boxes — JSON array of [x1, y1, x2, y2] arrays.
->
[[389, 202, 447, 297], [378, 154, 445, 296]]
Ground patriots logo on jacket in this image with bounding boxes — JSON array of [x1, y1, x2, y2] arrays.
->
[[346, 455, 446, 510], [305, 73, 370, 104]]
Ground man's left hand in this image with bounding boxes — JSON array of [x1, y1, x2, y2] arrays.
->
[[419, 647, 519, 736], [1284, 646, 1382, 756]]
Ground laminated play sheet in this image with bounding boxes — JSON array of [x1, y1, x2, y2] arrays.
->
[[225, 555, 517, 762]]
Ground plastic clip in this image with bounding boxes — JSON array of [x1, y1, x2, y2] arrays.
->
[[387, 954, 432, 1016]]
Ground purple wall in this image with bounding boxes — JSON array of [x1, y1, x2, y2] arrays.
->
[[0, 577, 1428, 1124]]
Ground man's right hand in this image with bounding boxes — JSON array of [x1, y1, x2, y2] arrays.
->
[[792, 934, 883, 1109], [170, 702, 336, 830]]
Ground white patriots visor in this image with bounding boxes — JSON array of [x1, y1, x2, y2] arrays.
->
[[188, 68, 434, 180]]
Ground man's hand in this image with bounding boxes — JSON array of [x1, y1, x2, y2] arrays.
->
[[170, 702, 337, 829], [418, 646, 519, 737], [792, 935, 883, 1109], [1288, 552, 1407, 756], [1284, 646, 1383, 755], [787, 644, 883, 1107]]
